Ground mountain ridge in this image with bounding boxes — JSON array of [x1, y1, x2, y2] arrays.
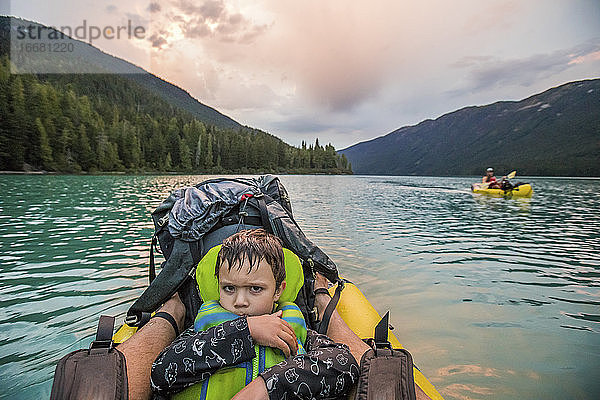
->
[[340, 78, 600, 176], [0, 16, 242, 130]]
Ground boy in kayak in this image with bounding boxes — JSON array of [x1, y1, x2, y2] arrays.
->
[[149, 229, 360, 399]]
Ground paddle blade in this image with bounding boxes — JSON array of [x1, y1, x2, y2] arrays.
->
[[507, 170, 516, 179]]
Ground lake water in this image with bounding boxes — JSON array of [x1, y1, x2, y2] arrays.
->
[[0, 175, 598, 400]]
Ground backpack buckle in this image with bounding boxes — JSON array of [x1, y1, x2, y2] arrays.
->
[[88, 339, 113, 354], [158, 214, 169, 227]]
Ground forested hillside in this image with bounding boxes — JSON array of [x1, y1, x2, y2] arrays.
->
[[0, 17, 351, 174], [0, 16, 241, 130], [0, 57, 350, 173]]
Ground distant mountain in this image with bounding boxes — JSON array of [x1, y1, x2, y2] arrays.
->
[[0, 16, 241, 130], [340, 79, 600, 176]]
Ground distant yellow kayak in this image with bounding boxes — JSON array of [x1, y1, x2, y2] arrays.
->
[[471, 183, 533, 198]]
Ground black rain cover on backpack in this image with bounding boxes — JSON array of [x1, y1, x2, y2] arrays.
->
[[126, 175, 339, 330]]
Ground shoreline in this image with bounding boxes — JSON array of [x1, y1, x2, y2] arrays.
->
[[0, 170, 354, 176], [2, 171, 599, 178]]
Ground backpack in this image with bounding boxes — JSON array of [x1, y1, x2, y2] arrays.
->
[[125, 175, 342, 332]]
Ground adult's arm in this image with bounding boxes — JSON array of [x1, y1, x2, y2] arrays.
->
[[150, 317, 256, 396], [314, 274, 371, 364], [117, 293, 186, 400]]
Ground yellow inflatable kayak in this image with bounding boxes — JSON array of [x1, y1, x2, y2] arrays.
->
[[113, 280, 444, 400], [471, 183, 533, 198]]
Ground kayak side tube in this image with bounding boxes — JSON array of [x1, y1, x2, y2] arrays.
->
[[472, 183, 533, 198], [332, 281, 445, 400]]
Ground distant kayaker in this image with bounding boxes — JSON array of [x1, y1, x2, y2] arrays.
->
[[482, 167, 502, 189]]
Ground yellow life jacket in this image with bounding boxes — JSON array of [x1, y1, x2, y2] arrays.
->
[[172, 245, 307, 400]]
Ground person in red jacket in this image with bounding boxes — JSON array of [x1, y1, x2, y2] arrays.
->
[[482, 167, 501, 189]]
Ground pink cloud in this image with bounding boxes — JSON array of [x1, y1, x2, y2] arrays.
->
[[568, 50, 600, 65], [142, 0, 600, 148]]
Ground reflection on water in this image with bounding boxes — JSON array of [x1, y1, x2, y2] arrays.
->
[[0, 175, 598, 399], [471, 195, 532, 213]]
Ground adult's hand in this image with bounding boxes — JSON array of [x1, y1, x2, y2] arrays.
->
[[247, 311, 297, 357]]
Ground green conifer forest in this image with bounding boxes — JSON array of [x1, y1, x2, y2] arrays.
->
[[0, 56, 351, 174]]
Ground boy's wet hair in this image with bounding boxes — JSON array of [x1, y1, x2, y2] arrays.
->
[[216, 228, 286, 287]]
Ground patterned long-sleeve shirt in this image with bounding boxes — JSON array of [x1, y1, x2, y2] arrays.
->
[[150, 317, 359, 399]]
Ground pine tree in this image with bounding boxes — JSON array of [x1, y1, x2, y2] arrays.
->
[[165, 152, 173, 171], [148, 123, 166, 169], [8, 76, 26, 170], [229, 133, 246, 169], [52, 125, 72, 171], [73, 124, 94, 171], [194, 133, 203, 169], [0, 59, 11, 170], [97, 131, 111, 170], [179, 137, 192, 171], [166, 117, 180, 165], [204, 132, 213, 168], [36, 117, 53, 170], [340, 153, 349, 170]]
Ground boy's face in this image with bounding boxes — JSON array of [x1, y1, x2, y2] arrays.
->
[[218, 258, 286, 316]]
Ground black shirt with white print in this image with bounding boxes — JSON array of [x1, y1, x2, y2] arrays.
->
[[150, 317, 359, 399]]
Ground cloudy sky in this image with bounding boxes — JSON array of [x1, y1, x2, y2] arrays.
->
[[4, 0, 600, 148]]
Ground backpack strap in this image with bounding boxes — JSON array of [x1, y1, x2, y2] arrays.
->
[[89, 315, 115, 355], [256, 193, 274, 234], [127, 240, 196, 327], [149, 219, 169, 285], [149, 233, 158, 284], [189, 240, 202, 265], [374, 311, 392, 351]]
